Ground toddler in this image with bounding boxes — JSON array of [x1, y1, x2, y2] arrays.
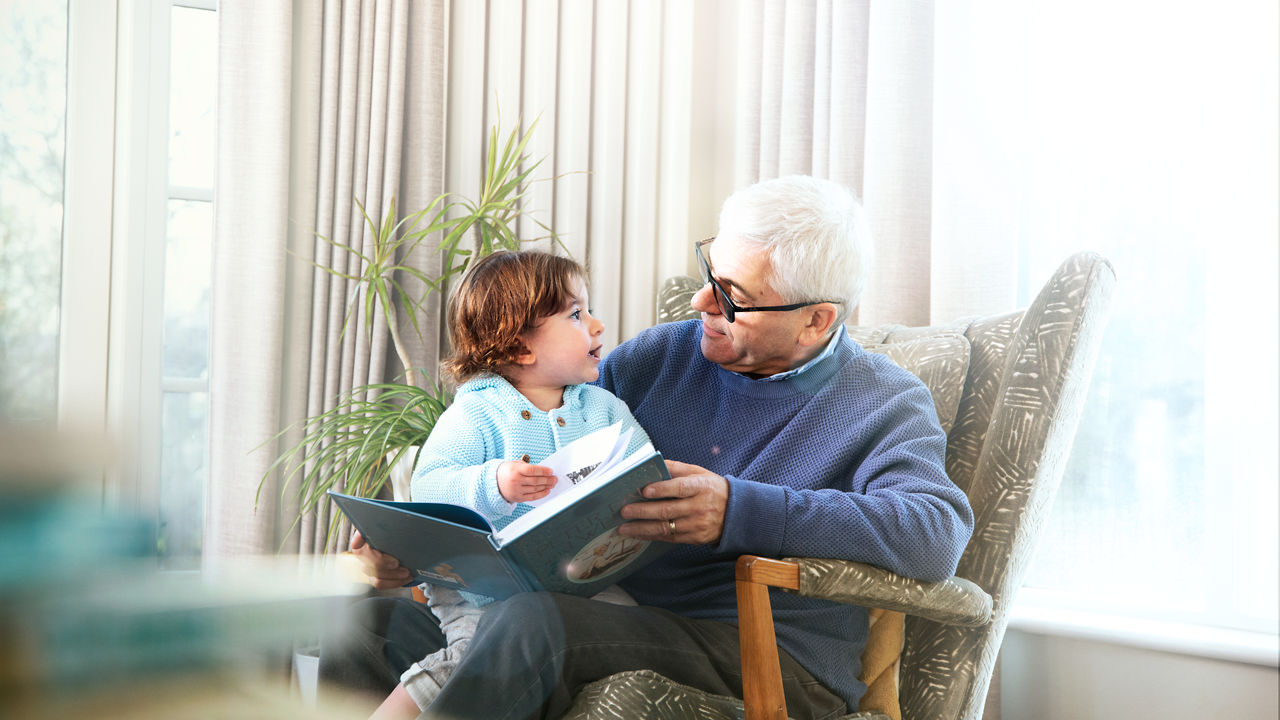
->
[[372, 250, 649, 718]]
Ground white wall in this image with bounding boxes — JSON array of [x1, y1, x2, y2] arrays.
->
[[1000, 630, 1279, 720]]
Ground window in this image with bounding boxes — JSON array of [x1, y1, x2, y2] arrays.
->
[[157, 2, 216, 569], [0, 1, 66, 424], [936, 1, 1278, 639], [4, 1, 217, 570]]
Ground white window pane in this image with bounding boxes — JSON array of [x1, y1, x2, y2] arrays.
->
[[168, 5, 216, 189], [163, 200, 211, 380], [158, 390, 207, 570], [0, 1, 67, 422], [1006, 3, 1279, 634], [937, 1, 1278, 635]]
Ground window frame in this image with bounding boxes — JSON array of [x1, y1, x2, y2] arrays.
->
[[61, 0, 216, 552]]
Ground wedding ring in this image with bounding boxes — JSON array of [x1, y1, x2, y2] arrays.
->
[[668, 519, 677, 535]]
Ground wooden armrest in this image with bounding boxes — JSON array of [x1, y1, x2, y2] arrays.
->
[[733, 554, 993, 720], [735, 555, 800, 720]]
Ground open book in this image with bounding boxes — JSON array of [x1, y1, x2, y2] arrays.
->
[[329, 424, 671, 599]]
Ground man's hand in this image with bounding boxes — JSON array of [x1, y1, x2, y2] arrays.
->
[[497, 461, 557, 502], [350, 529, 411, 589], [617, 459, 728, 544]]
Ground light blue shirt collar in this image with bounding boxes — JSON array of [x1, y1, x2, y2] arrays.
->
[[746, 324, 847, 382]]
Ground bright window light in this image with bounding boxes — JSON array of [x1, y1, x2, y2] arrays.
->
[[937, 0, 1278, 636], [0, 1, 66, 424]]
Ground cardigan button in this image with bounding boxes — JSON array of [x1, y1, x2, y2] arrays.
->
[[520, 410, 532, 420], [520, 454, 531, 463], [556, 417, 566, 427]]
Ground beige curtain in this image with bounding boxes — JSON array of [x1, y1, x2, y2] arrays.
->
[[734, 0, 935, 327], [208, 0, 447, 560], [446, 0, 704, 350]]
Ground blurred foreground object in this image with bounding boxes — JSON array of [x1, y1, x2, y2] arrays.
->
[[0, 425, 362, 719]]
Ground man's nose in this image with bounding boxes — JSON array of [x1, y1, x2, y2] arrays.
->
[[691, 283, 720, 315]]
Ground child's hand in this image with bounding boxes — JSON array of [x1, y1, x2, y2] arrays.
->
[[497, 461, 557, 502]]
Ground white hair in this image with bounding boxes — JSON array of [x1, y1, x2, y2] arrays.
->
[[717, 175, 873, 326]]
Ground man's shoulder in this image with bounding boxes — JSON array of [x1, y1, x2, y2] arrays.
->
[[831, 336, 932, 400]]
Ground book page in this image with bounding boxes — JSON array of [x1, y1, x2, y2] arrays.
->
[[494, 441, 657, 545], [525, 422, 632, 508]]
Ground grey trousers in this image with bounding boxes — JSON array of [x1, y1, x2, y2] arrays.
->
[[317, 591, 847, 720], [400, 586, 485, 707]]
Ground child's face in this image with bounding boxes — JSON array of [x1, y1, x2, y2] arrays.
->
[[517, 277, 605, 388]]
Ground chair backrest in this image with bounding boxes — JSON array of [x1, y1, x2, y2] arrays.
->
[[899, 252, 1114, 720], [656, 252, 1115, 720]]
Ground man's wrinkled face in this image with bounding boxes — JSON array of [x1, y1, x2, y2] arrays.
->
[[691, 235, 812, 378]]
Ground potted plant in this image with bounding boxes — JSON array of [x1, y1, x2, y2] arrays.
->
[[259, 119, 562, 550]]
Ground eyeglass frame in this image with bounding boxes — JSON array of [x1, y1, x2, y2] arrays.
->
[[694, 237, 843, 323]]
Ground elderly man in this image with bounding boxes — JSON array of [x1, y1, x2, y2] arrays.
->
[[322, 175, 974, 720]]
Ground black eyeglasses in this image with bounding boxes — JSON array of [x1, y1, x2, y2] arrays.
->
[[694, 238, 842, 323]]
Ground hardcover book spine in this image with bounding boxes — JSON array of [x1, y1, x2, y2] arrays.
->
[[489, 535, 541, 595]]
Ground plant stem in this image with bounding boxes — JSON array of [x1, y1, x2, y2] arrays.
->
[[386, 308, 419, 389]]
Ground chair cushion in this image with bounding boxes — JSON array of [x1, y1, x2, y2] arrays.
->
[[858, 607, 905, 719], [857, 330, 971, 436]]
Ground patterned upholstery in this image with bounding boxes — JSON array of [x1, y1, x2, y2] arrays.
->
[[860, 334, 970, 436], [564, 253, 1115, 720], [567, 670, 892, 720]]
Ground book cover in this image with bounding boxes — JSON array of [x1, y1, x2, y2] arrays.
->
[[496, 452, 671, 596], [328, 441, 672, 600]]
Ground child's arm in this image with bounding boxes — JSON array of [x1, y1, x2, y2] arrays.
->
[[410, 403, 512, 518]]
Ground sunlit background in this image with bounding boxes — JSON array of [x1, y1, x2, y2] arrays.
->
[[0, 0, 1275, 705]]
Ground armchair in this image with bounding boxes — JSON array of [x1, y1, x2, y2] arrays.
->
[[564, 251, 1115, 720]]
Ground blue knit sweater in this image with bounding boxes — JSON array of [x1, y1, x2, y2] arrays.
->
[[596, 320, 974, 709], [410, 374, 651, 527]]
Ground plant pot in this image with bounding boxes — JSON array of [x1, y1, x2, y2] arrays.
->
[[292, 644, 320, 706]]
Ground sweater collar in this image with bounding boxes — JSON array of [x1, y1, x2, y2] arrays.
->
[[712, 325, 855, 398], [458, 373, 586, 411], [731, 324, 848, 382]]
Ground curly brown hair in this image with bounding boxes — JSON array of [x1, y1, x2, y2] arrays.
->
[[442, 250, 586, 382]]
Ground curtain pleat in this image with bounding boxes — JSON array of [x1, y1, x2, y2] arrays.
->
[[858, 1, 936, 327], [733, 0, 933, 327], [828, 1, 869, 195], [757, 0, 786, 180], [447, 0, 698, 351], [734, 1, 763, 188], [279, 1, 325, 558], [811, 1, 832, 179], [777, 0, 815, 177], [210, 0, 446, 561], [397, 2, 448, 382], [208, 2, 295, 562]]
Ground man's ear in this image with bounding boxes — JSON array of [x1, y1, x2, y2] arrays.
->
[[798, 303, 839, 346]]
